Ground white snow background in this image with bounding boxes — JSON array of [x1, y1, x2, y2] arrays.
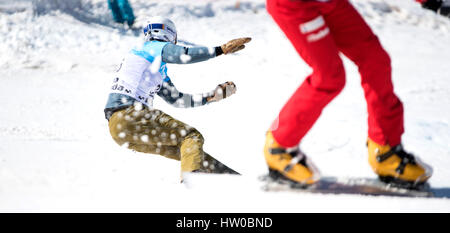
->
[[0, 0, 450, 212]]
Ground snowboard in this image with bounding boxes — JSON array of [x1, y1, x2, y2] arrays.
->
[[183, 172, 443, 198], [260, 174, 434, 198], [199, 152, 241, 175]]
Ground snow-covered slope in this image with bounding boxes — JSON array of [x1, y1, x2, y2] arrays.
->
[[0, 0, 449, 212]]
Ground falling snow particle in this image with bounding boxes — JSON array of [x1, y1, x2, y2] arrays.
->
[[179, 54, 192, 63], [134, 102, 143, 111], [141, 135, 149, 142], [179, 129, 187, 137], [150, 55, 162, 73], [208, 47, 215, 55], [121, 142, 130, 149]]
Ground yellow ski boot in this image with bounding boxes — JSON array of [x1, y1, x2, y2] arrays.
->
[[264, 131, 319, 186], [367, 138, 433, 188]]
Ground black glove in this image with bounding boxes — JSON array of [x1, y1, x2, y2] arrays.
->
[[440, 0, 450, 16], [422, 0, 443, 12]]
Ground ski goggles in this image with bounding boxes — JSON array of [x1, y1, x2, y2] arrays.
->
[[143, 24, 175, 35]]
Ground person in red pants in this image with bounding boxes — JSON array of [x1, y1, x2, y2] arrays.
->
[[263, 0, 432, 188]]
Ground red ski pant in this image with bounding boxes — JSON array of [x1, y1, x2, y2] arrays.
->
[[267, 0, 404, 147]]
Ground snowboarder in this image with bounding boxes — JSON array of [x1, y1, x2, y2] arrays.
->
[[108, 0, 135, 27], [263, 0, 433, 188], [104, 16, 251, 178]]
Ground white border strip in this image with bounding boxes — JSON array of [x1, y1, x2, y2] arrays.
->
[[300, 15, 325, 34]]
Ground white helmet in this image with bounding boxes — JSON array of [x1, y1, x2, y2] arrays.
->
[[143, 16, 177, 44]]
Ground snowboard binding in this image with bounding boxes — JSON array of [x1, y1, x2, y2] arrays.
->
[[368, 139, 433, 190], [377, 176, 430, 191], [374, 144, 431, 190], [265, 168, 311, 189]]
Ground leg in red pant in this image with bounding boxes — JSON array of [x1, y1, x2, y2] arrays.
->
[[264, 0, 432, 186]]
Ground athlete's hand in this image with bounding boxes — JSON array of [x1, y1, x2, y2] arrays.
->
[[207, 81, 237, 103], [220, 37, 251, 54]]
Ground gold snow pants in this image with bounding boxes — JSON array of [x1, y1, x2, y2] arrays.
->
[[108, 106, 205, 173]]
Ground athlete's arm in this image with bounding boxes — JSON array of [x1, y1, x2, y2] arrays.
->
[[157, 78, 236, 108], [157, 78, 210, 108], [161, 43, 223, 64], [161, 37, 251, 64]]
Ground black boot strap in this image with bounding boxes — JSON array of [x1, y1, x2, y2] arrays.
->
[[376, 144, 417, 175], [269, 148, 296, 156], [269, 148, 307, 171]]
